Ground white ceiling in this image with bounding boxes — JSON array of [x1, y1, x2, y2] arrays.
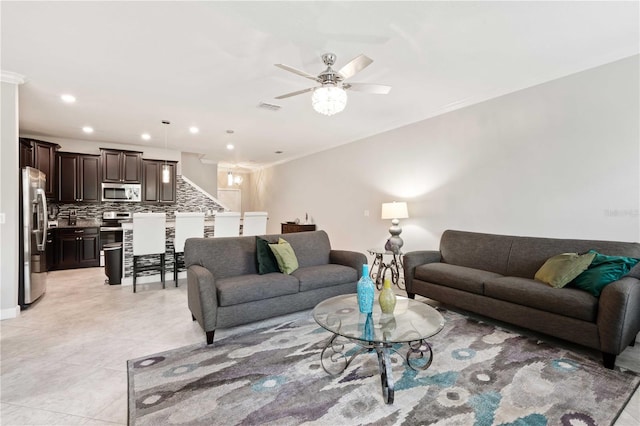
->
[[2, 1, 638, 170]]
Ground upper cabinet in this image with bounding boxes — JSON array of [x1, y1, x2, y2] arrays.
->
[[101, 149, 142, 183], [19, 138, 60, 198], [142, 159, 177, 204], [57, 152, 100, 203]]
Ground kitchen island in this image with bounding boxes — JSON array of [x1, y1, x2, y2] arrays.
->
[[120, 220, 216, 286]]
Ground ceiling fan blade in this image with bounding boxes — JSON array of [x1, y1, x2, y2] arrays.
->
[[337, 54, 373, 80], [274, 87, 315, 100], [344, 83, 391, 95], [274, 64, 320, 82]]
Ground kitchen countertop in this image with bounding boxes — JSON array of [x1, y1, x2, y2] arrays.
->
[[121, 220, 216, 230], [49, 219, 101, 229]]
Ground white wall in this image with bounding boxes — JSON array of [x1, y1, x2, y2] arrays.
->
[[254, 56, 640, 253], [1, 76, 23, 319]]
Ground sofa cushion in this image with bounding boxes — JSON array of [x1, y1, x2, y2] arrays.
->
[[414, 263, 503, 295], [439, 230, 512, 275], [216, 273, 299, 307], [506, 237, 640, 279], [292, 264, 357, 292], [484, 276, 598, 322], [571, 251, 640, 297], [256, 237, 279, 275], [534, 252, 596, 288]]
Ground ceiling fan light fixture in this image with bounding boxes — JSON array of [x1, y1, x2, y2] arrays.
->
[[312, 85, 347, 116]]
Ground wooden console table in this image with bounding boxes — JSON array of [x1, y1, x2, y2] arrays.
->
[[281, 223, 316, 233]]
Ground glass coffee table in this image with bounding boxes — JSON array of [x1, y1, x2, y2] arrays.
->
[[313, 294, 444, 404]]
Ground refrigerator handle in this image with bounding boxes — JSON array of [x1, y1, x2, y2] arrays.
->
[[36, 188, 48, 251]]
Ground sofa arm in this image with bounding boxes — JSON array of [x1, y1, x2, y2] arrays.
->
[[187, 265, 219, 333], [402, 250, 442, 294], [597, 276, 640, 356], [330, 250, 368, 278]]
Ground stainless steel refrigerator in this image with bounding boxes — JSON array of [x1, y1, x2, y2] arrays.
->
[[19, 166, 49, 307]]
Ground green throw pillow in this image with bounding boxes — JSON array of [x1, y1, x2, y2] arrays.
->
[[570, 250, 640, 297], [269, 238, 299, 274], [534, 252, 596, 288], [256, 237, 280, 275]]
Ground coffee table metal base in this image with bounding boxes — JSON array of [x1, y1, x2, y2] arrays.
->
[[319, 334, 434, 404]]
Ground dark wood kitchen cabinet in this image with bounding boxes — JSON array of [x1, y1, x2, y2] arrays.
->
[[101, 149, 142, 183], [19, 138, 60, 198], [57, 152, 100, 202], [55, 227, 100, 269], [142, 159, 176, 204], [19, 139, 33, 168]]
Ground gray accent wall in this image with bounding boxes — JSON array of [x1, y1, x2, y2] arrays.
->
[[253, 56, 640, 253], [181, 152, 217, 196]]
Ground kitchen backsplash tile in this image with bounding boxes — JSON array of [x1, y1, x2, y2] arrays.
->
[[53, 175, 225, 220]]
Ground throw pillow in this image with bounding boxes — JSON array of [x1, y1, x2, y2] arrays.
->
[[256, 237, 280, 275], [570, 250, 640, 297], [269, 238, 299, 274], [534, 252, 596, 288]]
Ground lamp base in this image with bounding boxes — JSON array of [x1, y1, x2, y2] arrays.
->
[[385, 236, 403, 254], [385, 218, 403, 254]]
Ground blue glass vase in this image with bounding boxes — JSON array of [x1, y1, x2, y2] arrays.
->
[[357, 264, 375, 314]]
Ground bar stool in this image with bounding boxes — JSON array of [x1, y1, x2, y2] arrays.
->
[[132, 212, 166, 293], [213, 212, 241, 237], [173, 212, 205, 285], [242, 211, 268, 236]]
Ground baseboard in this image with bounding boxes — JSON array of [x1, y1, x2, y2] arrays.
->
[[120, 271, 187, 287], [1, 305, 20, 320]]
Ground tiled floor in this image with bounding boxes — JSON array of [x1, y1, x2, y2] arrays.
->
[[1, 268, 639, 425]]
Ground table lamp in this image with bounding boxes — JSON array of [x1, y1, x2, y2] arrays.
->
[[381, 201, 409, 254]]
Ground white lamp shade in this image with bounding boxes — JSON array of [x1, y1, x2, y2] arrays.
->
[[312, 86, 347, 116], [381, 202, 409, 220]]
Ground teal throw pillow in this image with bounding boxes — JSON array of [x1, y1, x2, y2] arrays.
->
[[269, 238, 299, 274], [256, 237, 279, 275], [571, 250, 640, 297]]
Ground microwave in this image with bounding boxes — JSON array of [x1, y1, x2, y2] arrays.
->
[[101, 183, 142, 202]]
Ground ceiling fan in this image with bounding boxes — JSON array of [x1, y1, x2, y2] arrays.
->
[[274, 53, 391, 116]]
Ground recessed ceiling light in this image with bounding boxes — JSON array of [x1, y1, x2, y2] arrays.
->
[[226, 144, 234, 150], [60, 94, 76, 103], [82, 126, 94, 134], [141, 133, 151, 141], [189, 126, 199, 134]]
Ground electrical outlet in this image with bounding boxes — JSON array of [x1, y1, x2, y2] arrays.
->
[[364, 210, 369, 217], [0, 213, 5, 224]]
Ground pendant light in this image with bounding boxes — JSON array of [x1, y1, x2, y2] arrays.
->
[[162, 120, 170, 183]]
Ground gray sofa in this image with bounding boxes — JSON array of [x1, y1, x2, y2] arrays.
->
[[403, 229, 640, 369], [185, 230, 367, 344]]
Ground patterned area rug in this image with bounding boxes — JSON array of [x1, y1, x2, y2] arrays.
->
[[128, 308, 639, 425]]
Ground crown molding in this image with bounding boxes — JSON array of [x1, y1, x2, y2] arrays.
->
[[1, 70, 26, 85]]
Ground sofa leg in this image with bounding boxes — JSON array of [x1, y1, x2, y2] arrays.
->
[[192, 314, 196, 321], [603, 352, 616, 369], [206, 330, 215, 345], [630, 340, 636, 347], [407, 292, 416, 299]]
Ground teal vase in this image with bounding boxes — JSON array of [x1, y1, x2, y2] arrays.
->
[[357, 264, 375, 314]]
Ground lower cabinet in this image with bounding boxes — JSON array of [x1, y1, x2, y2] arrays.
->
[[54, 228, 100, 270]]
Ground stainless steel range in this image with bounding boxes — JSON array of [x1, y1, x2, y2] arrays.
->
[[99, 211, 131, 266]]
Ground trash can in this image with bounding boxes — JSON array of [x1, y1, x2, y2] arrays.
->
[[104, 242, 123, 285]]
